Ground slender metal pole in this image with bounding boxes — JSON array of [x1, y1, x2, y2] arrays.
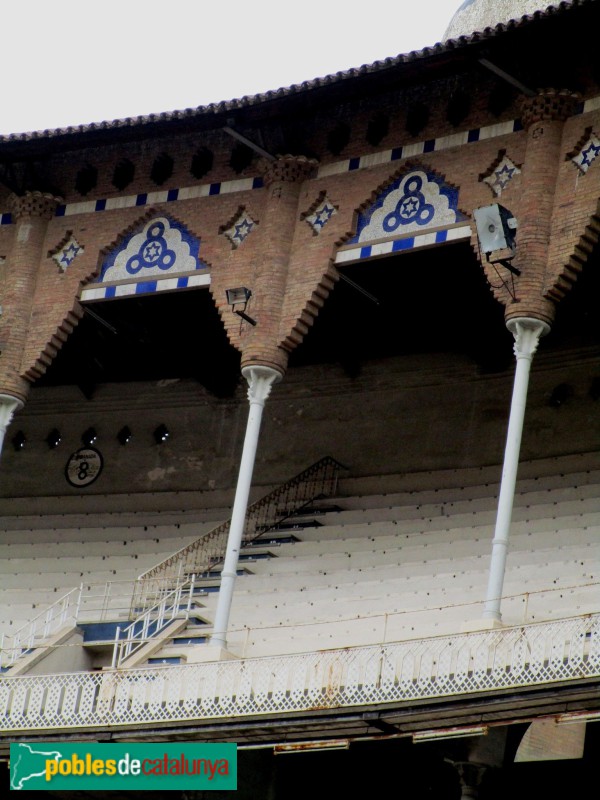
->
[[211, 365, 281, 649], [483, 317, 549, 621], [0, 394, 23, 460]]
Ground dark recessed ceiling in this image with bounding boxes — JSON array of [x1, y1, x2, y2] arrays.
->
[[289, 238, 600, 376], [36, 288, 242, 399], [36, 239, 599, 398], [289, 241, 513, 376]]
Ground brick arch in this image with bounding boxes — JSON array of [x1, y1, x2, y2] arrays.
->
[[279, 264, 339, 353], [21, 207, 220, 384], [544, 200, 600, 304], [21, 303, 84, 383], [278, 163, 472, 357]]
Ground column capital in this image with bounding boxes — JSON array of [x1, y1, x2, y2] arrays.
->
[[452, 761, 488, 800], [507, 317, 550, 360], [241, 365, 282, 406], [9, 190, 62, 221], [518, 88, 580, 130], [0, 394, 23, 433], [258, 154, 318, 186]]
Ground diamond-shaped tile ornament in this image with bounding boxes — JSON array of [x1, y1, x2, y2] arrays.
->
[[304, 195, 338, 235], [222, 210, 257, 248], [52, 236, 84, 271], [572, 134, 600, 174], [483, 155, 521, 196]]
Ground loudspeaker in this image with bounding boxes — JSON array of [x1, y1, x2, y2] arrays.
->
[[473, 204, 517, 256]]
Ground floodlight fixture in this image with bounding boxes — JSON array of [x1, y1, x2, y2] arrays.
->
[[12, 430, 26, 451], [82, 426, 98, 447], [225, 286, 257, 326], [473, 204, 519, 273], [473, 203, 521, 301], [117, 425, 132, 445], [153, 424, 170, 444], [46, 428, 62, 449]]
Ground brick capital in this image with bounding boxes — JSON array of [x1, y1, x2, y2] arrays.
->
[[9, 190, 62, 221], [259, 154, 318, 186], [518, 89, 580, 130]]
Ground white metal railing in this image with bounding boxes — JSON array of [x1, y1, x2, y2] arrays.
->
[[119, 457, 344, 664], [0, 588, 81, 670], [130, 456, 345, 616], [0, 613, 597, 733], [114, 577, 197, 667], [0, 580, 139, 670]]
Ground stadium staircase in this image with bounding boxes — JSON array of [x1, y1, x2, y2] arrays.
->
[[0, 456, 345, 673]]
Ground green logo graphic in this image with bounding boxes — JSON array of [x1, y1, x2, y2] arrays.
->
[[10, 742, 237, 791]]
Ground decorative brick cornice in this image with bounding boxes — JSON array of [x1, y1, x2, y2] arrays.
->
[[9, 191, 62, 221], [518, 89, 581, 130], [258, 154, 318, 186]]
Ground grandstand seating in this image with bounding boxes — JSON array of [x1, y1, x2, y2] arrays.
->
[[0, 453, 598, 672]]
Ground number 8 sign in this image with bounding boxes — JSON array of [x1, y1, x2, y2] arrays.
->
[[65, 448, 104, 488]]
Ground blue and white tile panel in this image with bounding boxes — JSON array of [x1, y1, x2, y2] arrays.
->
[[55, 176, 264, 219], [335, 224, 472, 266], [318, 96, 600, 180], [80, 271, 211, 302], [318, 120, 523, 179]]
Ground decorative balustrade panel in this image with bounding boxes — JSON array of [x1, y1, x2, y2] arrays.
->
[[1, 615, 597, 733]]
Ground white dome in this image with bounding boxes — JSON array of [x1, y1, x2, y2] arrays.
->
[[443, 1, 570, 40]]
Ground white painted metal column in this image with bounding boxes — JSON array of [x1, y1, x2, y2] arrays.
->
[[483, 317, 549, 622], [0, 394, 23, 460], [211, 365, 281, 649]]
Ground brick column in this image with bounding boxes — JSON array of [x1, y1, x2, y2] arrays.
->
[[506, 89, 579, 326], [0, 191, 61, 403], [240, 154, 317, 375]]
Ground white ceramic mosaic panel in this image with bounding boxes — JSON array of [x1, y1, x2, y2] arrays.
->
[[52, 236, 84, 271], [572, 134, 600, 174], [357, 170, 459, 243], [483, 155, 521, 196], [101, 217, 198, 283]]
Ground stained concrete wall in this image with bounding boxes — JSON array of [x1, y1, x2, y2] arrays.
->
[[0, 344, 596, 509]]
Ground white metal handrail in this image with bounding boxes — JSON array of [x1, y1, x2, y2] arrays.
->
[[0, 613, 597, 733], [130, 456, 344, 617], [120, 457, 344, 662], [0, 456, 343, 671], [0, 587, 80, 669], [114, 576, 196, 667]]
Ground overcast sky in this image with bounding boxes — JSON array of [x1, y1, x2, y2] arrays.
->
[[0, 1, 461, 136]]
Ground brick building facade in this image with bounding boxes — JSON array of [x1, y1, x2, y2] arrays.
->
[[0, 2, 598, 797]]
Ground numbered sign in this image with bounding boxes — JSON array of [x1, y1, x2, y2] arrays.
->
[[65, 447, 103, 488]]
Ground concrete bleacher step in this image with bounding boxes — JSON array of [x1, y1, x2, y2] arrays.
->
[[283, 504, 343, 517], [257, 519, 324, 533], [245, 532, 300, 546]]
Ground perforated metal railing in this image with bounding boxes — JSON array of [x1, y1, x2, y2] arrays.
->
[[123, 457, 345, 657], [0, 614, 597, 733]]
